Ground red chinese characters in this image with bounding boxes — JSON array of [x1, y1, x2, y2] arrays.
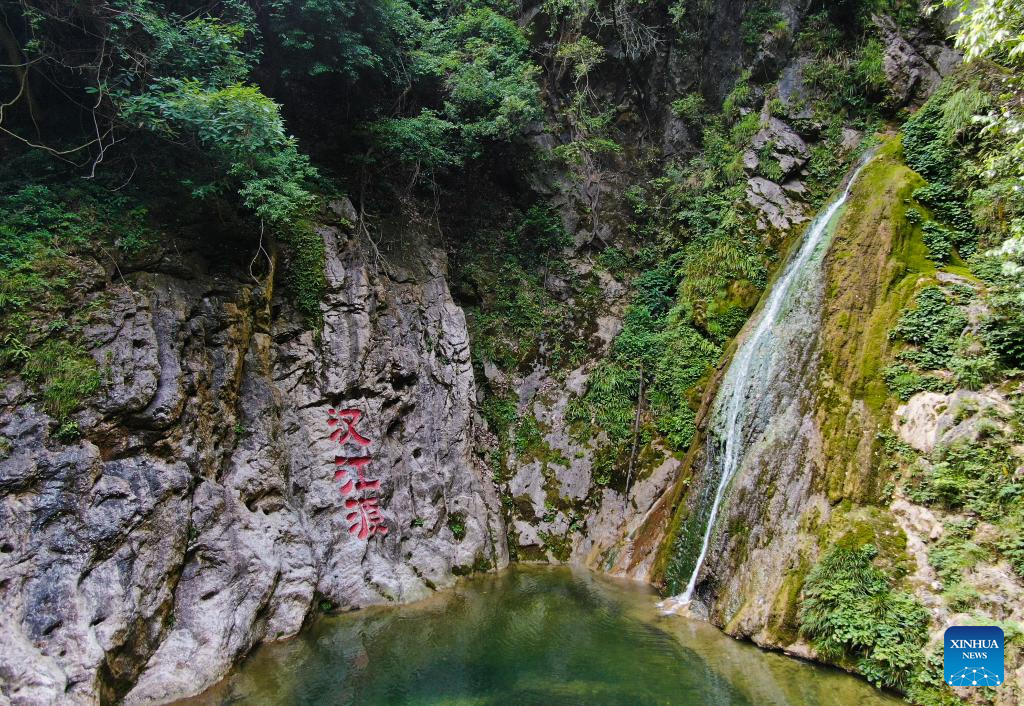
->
[[327, 408, 371, 447], [327, 408, 387, 539]]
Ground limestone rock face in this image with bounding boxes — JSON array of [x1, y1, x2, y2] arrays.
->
[[749, 117, 810, 181], [893, 389, 1014, 455], [0, 226, 505, 705], [876, 15, 959, 108], [746, 176, 810, 231]]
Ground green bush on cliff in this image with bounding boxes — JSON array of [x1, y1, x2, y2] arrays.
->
[[998, 511, 1024, 578], [881, 364, 952, 400], [370, 6, 541, 173], [927, 520, 986, 610], [907, 440, 1019, 515], [888, 286, 968, 370], [800, 543, 929, 690], [976, 257, 1024, 367], [458, 204, 584, 374], [0, 184, 131, 421], [568, 250, 723, 463]]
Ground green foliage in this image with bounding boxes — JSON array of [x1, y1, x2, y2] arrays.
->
[[481, 392, 517, 442], [21, 340, 100, 422], [882, 364, 952, 400], [902, 93, 958, 183], [940, 87, 991, 143], [458, 205, 583, 373], [854, 38, 888, 98], [513, 415, 547, 461], [670, 93, 706, 125], [920, 221, 976, 262], [796, 13, 898, 117], [944, 0, 1024, 65], [371, 6, 541, 173], [978, 254, 1024, 367], [0, 185, 149, 422], [447, 512, 467, 540], [949, 347, 1000, 390], [912, 183, 974, 233], [898, 63, 1024, 389], [756, 144, 784, 182], [927, 520, 986, 610], [740, 3, 786, 48], [280, 220, 327, 324], [888, 287, 968, 370], [884, 270, 1003, 396], [921, 222, 952, 262], [123, 80, 319, 229], [555, 36, 605, 82], [537, 530, 572, 561], [722, 71, 753, 120], [800, 543, 929, 690], [595, 246, 629, 272], [905, 649, 970, 706], [267, 0, 421, 81], [906, 440, 1019, 515], [372, 111, 460, 170], [998, 511, 1024, 578], [569, 253, 722, 459]]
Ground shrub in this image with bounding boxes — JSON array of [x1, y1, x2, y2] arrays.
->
[[800, 543, 929, 690], [998, 512, 1024, 578], [447, 512, 467, 540], [928, 520, 986, 584], [908, 441, 1017, 514], [949, 351, 1000, 390], [921, 222, 952, 262], [740, 3, 786, 47], [882, 364, 952, 400], [889, 287, 968, 370], [671, 93, 706, 125], [21, 340, 100, 422]]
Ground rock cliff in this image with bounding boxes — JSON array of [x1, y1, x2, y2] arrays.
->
[[0, 221, 505, 704]]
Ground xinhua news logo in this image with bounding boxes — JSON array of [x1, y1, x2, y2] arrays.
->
[[944, 626, 1004, 687]]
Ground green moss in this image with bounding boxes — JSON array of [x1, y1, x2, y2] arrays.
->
[[279, 219, 326, 328], [767, 556, 811, 645], [816, 136, 937, 502], [21, 339, 100, 422], [538, 530, 572, 562], [458, 204, 595, 375], [823, 503, 912, 580]]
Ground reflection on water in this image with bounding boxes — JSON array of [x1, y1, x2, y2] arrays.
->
[[180, 566, 900, 706]]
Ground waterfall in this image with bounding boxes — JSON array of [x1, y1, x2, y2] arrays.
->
[[665, 155, 873, 608]]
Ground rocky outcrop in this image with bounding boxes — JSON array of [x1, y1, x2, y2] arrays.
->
[[0, 221, 505, 704], [893, 389, 1014, 455], [746, 175, 810, 231], [875, 15, 960, 108]]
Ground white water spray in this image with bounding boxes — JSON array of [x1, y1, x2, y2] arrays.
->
[[665, 156, 872, 610]]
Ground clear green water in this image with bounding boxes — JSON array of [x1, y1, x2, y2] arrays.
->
[[181, 566, 901, 706]]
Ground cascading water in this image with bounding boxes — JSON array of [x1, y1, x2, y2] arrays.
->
[[663, 155, 874, 609]]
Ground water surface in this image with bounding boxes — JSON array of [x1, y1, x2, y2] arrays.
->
[[182, 566, 900, 706]]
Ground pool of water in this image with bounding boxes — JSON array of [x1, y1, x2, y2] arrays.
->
[[180, 566, 901, 705]]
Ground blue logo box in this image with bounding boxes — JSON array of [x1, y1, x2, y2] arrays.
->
[[944, 626, 1004, 687]]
